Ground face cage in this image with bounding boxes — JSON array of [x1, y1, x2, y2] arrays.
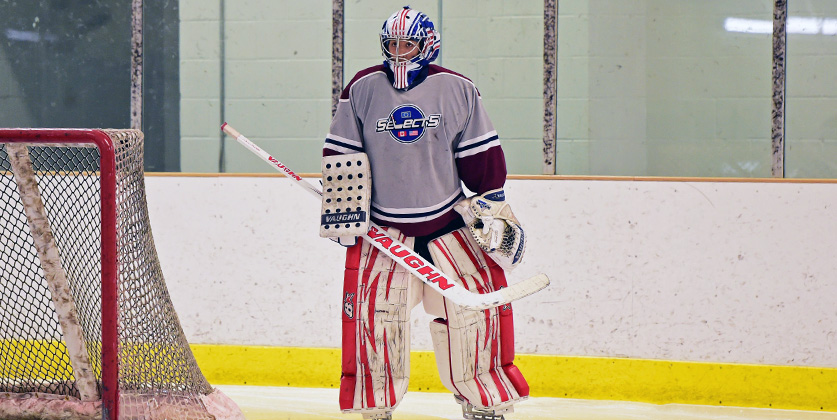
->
[[380, 35, 427, 66]]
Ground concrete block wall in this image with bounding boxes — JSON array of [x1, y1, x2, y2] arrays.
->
[[179, 0, 331, 173], [179, 0, 224, 172], [440, 1, 544, 174]]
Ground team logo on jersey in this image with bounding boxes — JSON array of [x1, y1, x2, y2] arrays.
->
[[375, 104, 441, 143]]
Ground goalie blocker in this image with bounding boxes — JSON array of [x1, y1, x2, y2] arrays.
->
[[320, 153, 372, 245]]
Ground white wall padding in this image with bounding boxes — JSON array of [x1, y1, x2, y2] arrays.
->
[[146, 176, 837, 368]]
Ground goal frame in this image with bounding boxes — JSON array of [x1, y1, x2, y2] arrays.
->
[[0, 128, 120, 419]]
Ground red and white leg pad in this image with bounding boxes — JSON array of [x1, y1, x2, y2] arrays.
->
[[340, 227, 423, 415], [425, 228, 530, 411], [339, 227, 528, 416]]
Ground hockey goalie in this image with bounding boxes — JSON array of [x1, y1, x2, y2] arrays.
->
[[321, 7, 529, 420]]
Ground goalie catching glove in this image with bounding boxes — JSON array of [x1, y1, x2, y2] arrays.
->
[[454, 189, 526, 271]]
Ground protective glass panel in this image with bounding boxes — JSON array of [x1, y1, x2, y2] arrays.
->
[[0, 1, 179, 171], [784, 0, 837, 178], [558, 0, 775, 176]]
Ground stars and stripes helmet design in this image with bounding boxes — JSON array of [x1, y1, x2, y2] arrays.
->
[[380, 6, 441, 90]]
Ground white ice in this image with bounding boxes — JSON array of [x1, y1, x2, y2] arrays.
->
[[216, 385, 837, 420]]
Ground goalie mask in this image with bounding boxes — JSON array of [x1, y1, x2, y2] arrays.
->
[[380, 6, 441, 90]]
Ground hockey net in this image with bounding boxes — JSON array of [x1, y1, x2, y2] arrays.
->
[[0, 129, 243, 420]]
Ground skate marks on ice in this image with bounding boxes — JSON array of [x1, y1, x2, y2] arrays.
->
[[216, 385, 837, 420]]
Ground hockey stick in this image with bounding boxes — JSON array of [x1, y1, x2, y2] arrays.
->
[[221, 123, 549, 310]]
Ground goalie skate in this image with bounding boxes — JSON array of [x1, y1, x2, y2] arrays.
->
[[320, 152, 371, 237], [455, 395, 516, 420], [360, 411, 393, 420]]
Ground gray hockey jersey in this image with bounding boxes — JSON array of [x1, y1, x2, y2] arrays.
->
[[323, 64, 507, 237]]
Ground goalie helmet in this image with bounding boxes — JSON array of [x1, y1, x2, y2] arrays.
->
[[380, 6, 441, 90]]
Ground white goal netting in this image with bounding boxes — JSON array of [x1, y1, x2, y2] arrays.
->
[[0, 129, 242, 420]]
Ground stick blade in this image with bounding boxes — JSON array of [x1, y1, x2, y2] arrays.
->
[[501, 273, 550, 303], [458, 273, 550, 311]]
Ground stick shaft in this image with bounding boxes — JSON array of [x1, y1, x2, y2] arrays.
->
[[222, 123, 322, 198]]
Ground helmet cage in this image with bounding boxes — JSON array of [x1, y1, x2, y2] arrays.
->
[[380, 34, 427, 66]]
